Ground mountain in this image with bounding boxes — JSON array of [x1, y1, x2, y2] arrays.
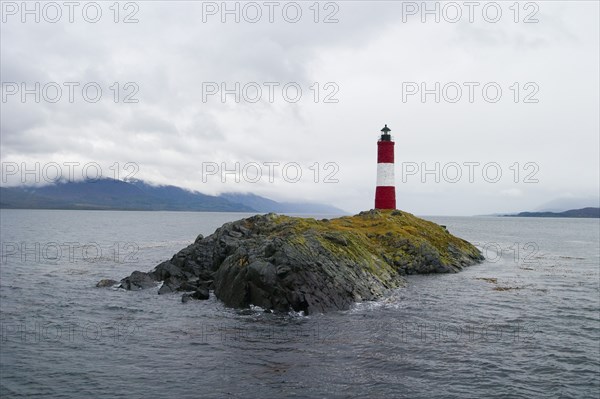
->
[[219, 193, 345, 215], [0, 179, 344, 214], [0, 179, 251, 211], [505, 207, 600, 218], [535, 197, 599, 212]]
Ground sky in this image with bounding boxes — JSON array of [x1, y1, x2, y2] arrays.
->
[[1, 0, 599, 215]]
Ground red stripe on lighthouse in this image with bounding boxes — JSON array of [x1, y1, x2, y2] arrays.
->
[[375, 186, 396, 209], [377, 141, 395, 163]]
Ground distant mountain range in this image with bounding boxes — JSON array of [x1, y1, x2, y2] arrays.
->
[[535, 196, 600, 212], [504, 207, 599, 218], [0, 179, 346, 215]]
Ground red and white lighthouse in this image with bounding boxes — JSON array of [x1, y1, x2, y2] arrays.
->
[[375, 124, 396, 210]]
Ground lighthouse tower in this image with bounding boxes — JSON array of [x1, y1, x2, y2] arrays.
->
[[375, 124, 396, 210]]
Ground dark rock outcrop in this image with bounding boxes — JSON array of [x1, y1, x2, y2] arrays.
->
[[96, 279, 118, 288], [181, 287, 210, 302], [111, 210, 483, 314], [119, 271, 158, 290]]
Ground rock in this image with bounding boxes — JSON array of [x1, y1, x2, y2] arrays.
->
[[192, 287, 210, 300], [197, 280, 214, 290], [181, 288, 209, 302], [115, 209, 484, 313], [177, 280, 199, 292], [322, 232, 348, 246], [96, 279, 117, 288], [119, 271, 157, 290], [150, 261, 183, 281], [159, 275, 186, 294], [158, 283, 173, 295]]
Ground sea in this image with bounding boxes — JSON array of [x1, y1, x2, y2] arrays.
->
[[0, 210, 598, 398]]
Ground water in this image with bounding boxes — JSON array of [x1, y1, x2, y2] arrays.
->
[[1, 210, 598, 398]]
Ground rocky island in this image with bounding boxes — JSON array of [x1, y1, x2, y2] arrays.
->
[[109, 210, 483, 314]]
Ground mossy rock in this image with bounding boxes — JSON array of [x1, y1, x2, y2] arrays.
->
[[116, 209, 483, 314]]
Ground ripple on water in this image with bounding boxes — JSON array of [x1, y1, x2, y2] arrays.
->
[[1, 211, 599, 398]]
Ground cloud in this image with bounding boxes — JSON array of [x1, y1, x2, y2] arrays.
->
[[1, 1, 598, 215], [500, 188, 523, 197]]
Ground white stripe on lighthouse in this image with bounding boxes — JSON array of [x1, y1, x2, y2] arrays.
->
[[376, 163, 395, 187]]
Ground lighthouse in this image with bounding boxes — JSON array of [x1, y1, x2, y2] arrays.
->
[[375, 124, 396, 210]]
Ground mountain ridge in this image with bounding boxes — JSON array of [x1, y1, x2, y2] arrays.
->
[[503, 207, 599, 218], [0, 179, 346, 214]]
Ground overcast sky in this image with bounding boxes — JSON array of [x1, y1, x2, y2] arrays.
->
[[1, 1, 598, 215]]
